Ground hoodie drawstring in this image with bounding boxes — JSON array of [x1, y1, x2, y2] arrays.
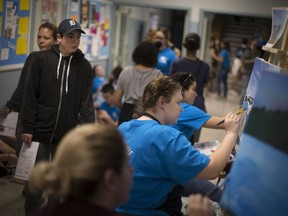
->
[[57, 53, 63, 79], [66, 55, 73, 94]]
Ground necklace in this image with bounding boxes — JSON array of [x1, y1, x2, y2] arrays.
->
[[142, 112, 161, 125]]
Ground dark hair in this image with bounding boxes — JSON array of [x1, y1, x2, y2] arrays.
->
[[183, 33, 200, 51], [108, 65, 123, 85], [222, 40, 231, 52], [132, 40, 160, 67], [210, 35, 216, 42], [39, 22, 58, 40], [171, 72, 196, 91], [241, 38, 249, 45], [101, 83, 115, 94], [112, 66, 123, 80]]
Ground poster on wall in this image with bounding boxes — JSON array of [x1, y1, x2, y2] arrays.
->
[[80, 0, 89, 29], [70, 0, 79, 21], [0, 0, 31, 72], [41, 0, 58, 24], [69, 0, 111, 61], [221, 70, 288, 216]]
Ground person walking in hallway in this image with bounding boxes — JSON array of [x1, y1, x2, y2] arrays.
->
[[20, 18, 95, 214], [211, 40, 231, 99], [114, 40, 162, 125], [0, 22, 58, 156], [170, 32, 210, 142], [155, 27, 177, 75]]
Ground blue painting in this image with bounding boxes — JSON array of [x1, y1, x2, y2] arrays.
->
[[221, 70, 288, 216], [237, 58, 286, 144], [246, 58, 283, 99]]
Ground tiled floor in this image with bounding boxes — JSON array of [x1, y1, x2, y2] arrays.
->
[[0, 90, 241, 216]]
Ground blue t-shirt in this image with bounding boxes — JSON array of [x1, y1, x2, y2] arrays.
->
[[171, 103, 211, 141], [220, 49, 231, 70], [99, 102, 120, 122], [117, 119, 210, 216], [156, 48, 176, 75], [92, 77, 105, 94]]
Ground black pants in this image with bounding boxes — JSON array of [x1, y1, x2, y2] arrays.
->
[[158, 185, 183, 216], [24, 143, 57, 215]]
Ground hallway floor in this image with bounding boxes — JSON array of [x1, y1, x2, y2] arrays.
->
[[0, 90, 241, 216]]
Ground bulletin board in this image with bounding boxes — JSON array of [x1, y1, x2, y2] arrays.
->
[[68, 0, 112, 61], [0, 0, 31, 72]]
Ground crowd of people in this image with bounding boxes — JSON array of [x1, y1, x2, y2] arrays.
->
[[0, 17, 260, 216]]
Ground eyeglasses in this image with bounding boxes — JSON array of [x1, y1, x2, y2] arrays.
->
[[183, 74, 193, 86]]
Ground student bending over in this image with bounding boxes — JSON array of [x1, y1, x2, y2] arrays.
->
[[117, 76, 240, 216]]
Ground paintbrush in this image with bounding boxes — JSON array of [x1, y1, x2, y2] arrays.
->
[[216, 108, 244, 125]]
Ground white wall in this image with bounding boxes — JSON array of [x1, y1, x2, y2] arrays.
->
[[111, 0, 287, 21], [111, 0, 285, 64], [114, 5, 173, 67]]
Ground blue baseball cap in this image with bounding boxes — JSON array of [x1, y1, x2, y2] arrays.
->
[[58, 19, 85, 36]]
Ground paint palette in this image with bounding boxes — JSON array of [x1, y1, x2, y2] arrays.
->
[[194, 140, 220, 156]]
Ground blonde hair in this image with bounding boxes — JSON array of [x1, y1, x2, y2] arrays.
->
[[29, 124, 126, 199]]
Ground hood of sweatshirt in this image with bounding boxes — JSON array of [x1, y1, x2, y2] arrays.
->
[[51, 45, 85, 94]]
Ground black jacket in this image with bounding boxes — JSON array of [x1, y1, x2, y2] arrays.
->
[[31, 200, 116, 216], [6, 52, 38, 112], [22, 45, 95, 144]]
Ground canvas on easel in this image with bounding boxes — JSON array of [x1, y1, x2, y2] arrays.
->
[[221, 7, 288, 216], [221, 70, 288, 216], [237, 7, 288, 145], [237, 58, 286, 143], [262, 7, 288, 69]]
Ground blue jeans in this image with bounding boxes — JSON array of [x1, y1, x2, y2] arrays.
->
[[216, 68, 230, 98]]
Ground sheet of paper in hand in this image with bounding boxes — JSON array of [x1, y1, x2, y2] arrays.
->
[[14, 142, 39, 181]]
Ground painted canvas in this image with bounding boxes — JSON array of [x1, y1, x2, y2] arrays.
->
[[237, 58, 285, 145], [246, 58, 284, 100], [221, 70, 288, 216], [266, 7, 288, 48]]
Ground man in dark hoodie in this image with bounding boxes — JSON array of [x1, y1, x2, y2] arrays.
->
[[20, 18, 95, 214]]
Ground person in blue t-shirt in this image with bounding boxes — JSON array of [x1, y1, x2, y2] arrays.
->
[[92, 65, 106, 108], [170, 72, 231, 203], [117, 76, 240, 216], [97, 83, 120, 126], [171, 72, 226, 142], [211, 40, 231, 98], [155, 27, 177, 75]]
